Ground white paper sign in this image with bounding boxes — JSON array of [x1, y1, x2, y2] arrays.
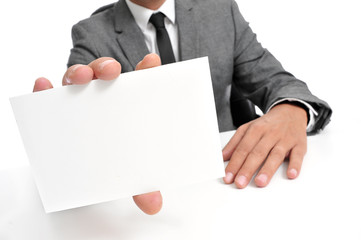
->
[[10, 57, 224, 213]]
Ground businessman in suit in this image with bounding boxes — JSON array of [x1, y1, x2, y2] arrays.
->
[[33, 0, 332, 215]]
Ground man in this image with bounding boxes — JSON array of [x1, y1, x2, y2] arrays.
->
[[33, 0, 332, 215]]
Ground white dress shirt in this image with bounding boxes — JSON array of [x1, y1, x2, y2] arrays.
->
[[125, 0, 317, 131], [125, 0, 179, 62]]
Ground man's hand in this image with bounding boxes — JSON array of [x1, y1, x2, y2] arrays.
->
[[33, 53, 163, 215], [222, 103, 308, 188]]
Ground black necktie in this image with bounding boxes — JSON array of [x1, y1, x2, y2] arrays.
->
[[149, 12, 175, 64]]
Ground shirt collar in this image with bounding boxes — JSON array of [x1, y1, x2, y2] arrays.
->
[[125, 0, 175, 32]]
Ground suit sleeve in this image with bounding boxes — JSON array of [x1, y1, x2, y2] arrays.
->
[[230, 0, 332, 133], [67, 23, 99, 68]]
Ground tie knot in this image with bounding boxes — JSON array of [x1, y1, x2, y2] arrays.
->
[[149, 12, 166, 29]]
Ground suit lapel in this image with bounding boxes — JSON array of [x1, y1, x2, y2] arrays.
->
[[114, 0, 149, 69], [175, 0, 199, 61], [113, 0, 198, 66]]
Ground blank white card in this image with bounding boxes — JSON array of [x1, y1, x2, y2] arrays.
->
[[10, 57, 224, 213]]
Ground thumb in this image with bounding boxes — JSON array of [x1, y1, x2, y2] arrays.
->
[[132, 191, 163, 215]]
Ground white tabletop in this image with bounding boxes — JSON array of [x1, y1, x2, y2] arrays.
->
[[1, 114, 360, 239]]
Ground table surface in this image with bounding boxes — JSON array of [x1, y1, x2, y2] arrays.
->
[[1, 113, 360, 240]]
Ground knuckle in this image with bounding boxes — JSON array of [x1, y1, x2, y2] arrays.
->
[[226, 159, 243, 174], [268, 127, 283, 137], [249, 121, 264, 133], [236, 122, 249, 132], [266, 158, 282, 170], [234, 147, 249, 159], [271, 145, 287, 158], [293, 147, 307, 158], [249, 147, 266, 160]]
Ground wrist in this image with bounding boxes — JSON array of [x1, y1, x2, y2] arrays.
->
[[271, 102, 308, 127]]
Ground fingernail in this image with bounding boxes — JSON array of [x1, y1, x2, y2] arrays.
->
[[64, 76, 72, 85], [236, 175, 247, 188], [100, 59, 116, 71], [66, 65, 82, 84], [223, 172, 234, 183], [288, 169, 298, 179], [71, 64, 82, 73], [256, 174, 268, 186]]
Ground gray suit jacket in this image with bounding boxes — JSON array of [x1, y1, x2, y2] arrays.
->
[[68, 0, 331, 133]]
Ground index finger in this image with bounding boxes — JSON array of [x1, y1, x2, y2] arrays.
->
[[62, 57, 121, 86], [88, 57, 121, 80]]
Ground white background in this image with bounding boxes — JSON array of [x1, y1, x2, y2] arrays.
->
[[1, 1, 361, 239], [1, 1, 360, 170]]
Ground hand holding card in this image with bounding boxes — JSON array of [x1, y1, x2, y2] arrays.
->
[[10, 55, 224, 213]]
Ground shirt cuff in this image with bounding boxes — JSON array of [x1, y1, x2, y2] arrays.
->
[[267, 98, 318, 132]]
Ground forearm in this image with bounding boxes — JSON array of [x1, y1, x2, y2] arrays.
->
[[230, 0, 332, 133]]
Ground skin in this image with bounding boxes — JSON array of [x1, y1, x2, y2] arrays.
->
[[222, 103, 307, 188], [34, 54, 163, 215], [33, 0, 308, 214], [34, 53, 308, 214], [125, 0, 309, 188]]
